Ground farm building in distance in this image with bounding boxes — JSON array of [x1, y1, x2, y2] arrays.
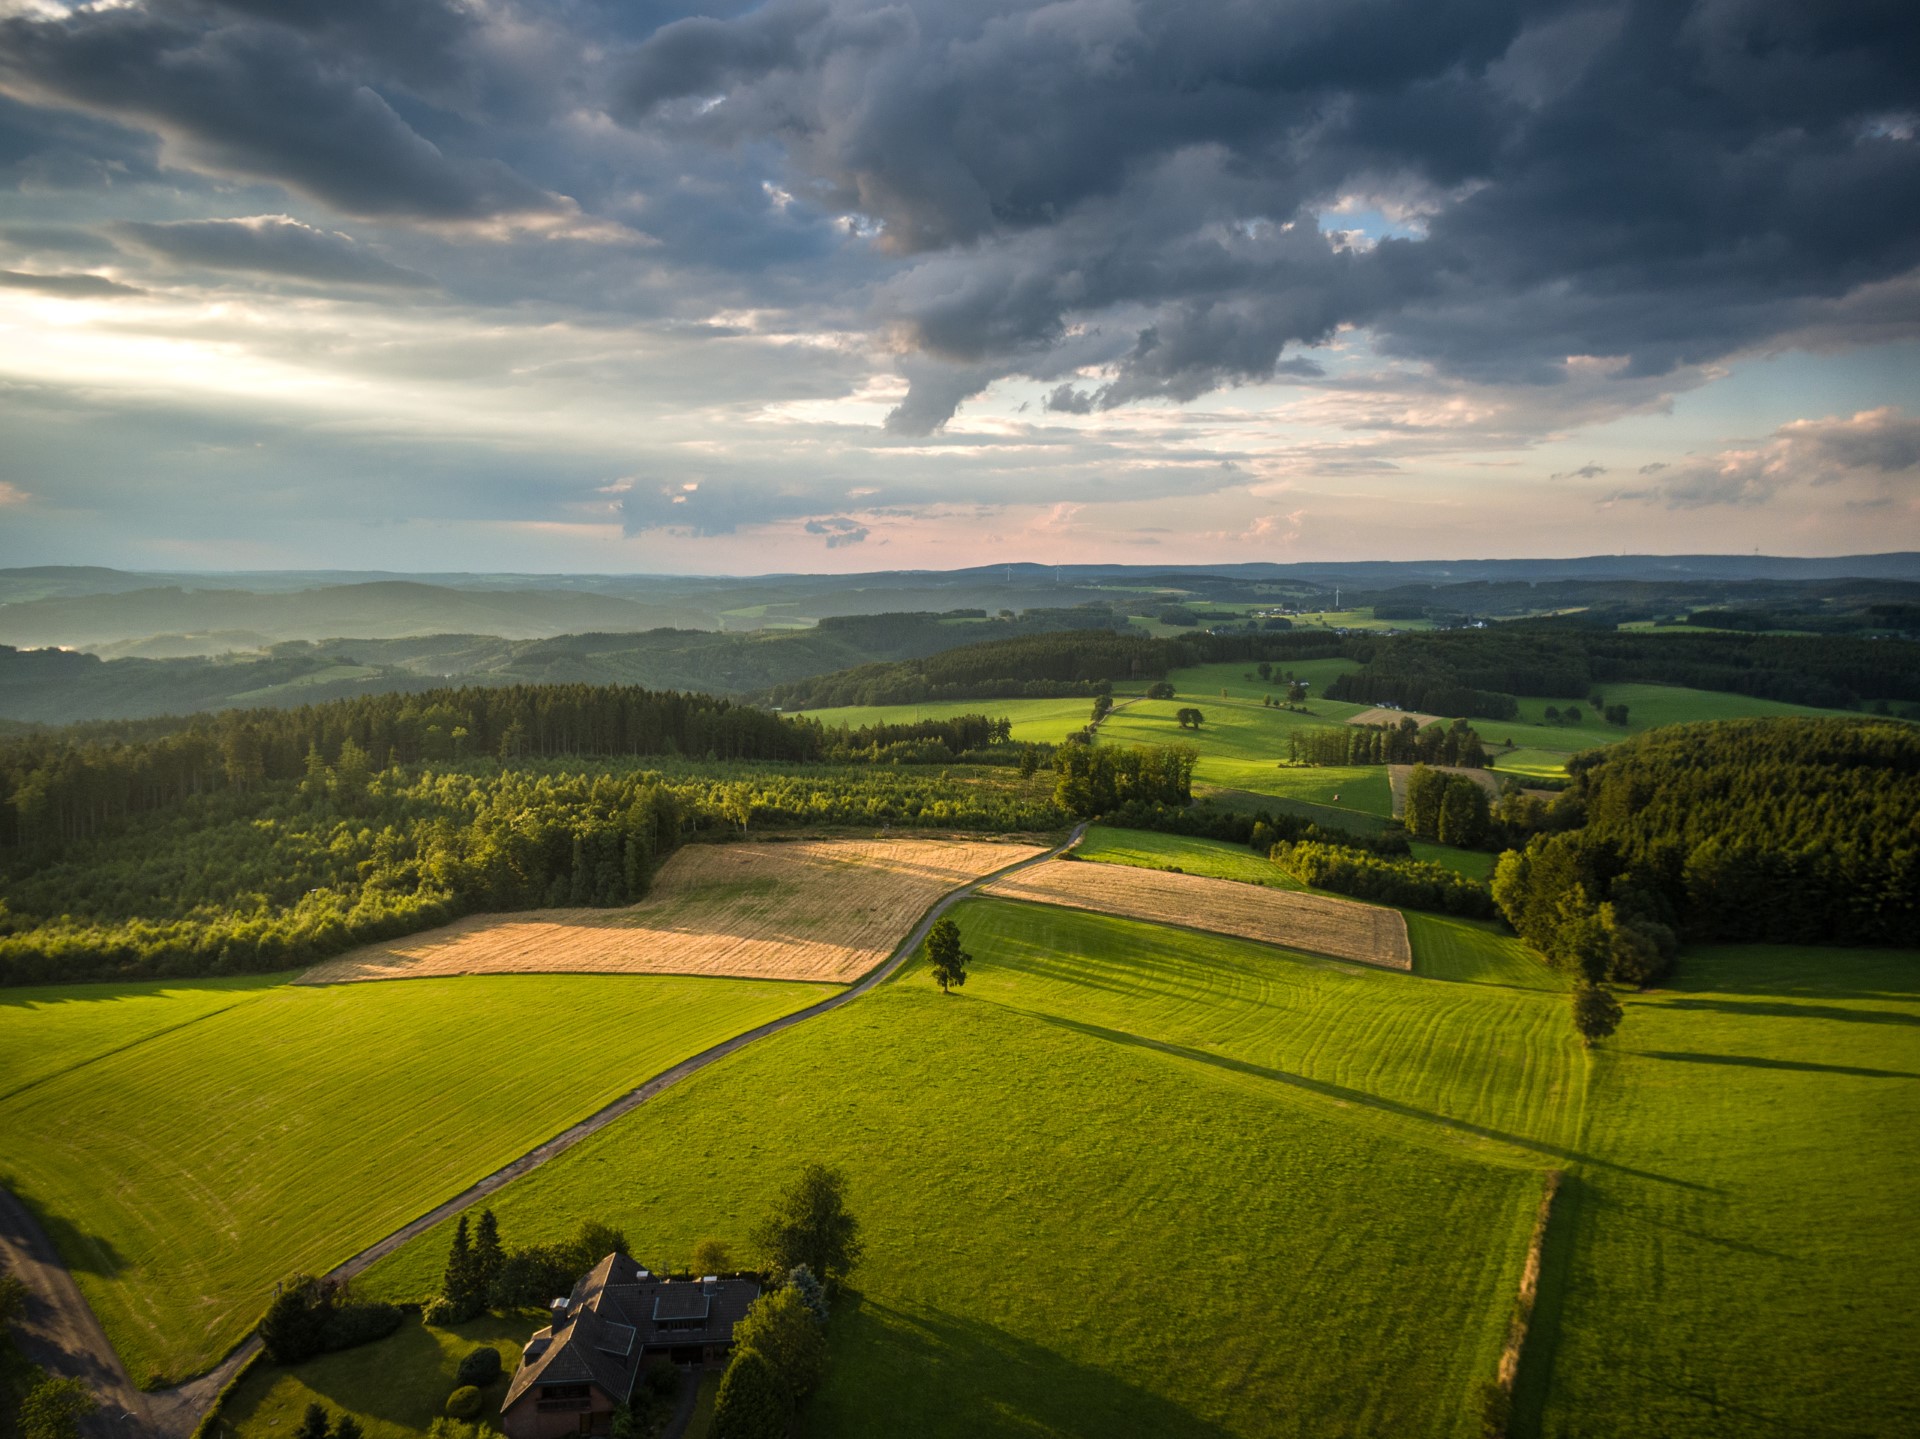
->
[[500, 1252, 760, 1439]]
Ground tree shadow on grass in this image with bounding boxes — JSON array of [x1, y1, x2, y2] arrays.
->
[[1638, 1050, 1920, 1079], [814, 1291, 1240, 1439], [0, 1182, 131, 1279], [1013, 1009, 1711, 1190], [1650, 998, 1920, 1028]]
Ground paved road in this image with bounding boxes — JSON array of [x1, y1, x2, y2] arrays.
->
[[0, 1186, 158, 1439], [5, 824, 1086, 1438]]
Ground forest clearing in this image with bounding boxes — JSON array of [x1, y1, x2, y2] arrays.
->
[[301, 838, 1048, 986], [982, 857, 1412, 969]]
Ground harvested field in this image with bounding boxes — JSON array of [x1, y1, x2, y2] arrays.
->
[[982, 859, 1411, 970], [1387, 762, 1502, 817], [1349, 706, 1446, 728], [302, 839, 1048, 986]]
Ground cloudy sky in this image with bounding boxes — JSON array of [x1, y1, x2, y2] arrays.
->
[[1, 0, 1916, 573]]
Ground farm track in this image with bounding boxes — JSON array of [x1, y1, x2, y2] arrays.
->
[[7, 823, 1088, 1438]]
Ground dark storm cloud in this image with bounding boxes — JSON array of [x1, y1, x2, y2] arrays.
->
[[117, 217, 433, 287], [0, 5, 559, 220], [618, 0, 1920, 431]]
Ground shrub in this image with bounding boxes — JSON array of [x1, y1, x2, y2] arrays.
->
[[421, 1296, 457, 1327], [18, 1376, 99, 1439], [445, 1387, 484, 1420], [323, 1302, 403, 1352], [457, 1347, 502, 1387], [712, 1348, 789, 1439]]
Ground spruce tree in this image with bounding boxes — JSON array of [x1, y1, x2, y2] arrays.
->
[[294, 1404, 331, 1439], [442, 1215, 477, 1319], [473, 1209, 504, 1310]]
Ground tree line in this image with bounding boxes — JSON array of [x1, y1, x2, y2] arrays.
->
[[1286, 716, 1488, 768], [0, 756, 1065, 987]]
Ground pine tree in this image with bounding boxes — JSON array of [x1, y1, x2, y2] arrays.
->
[[294, 1404, 331, 1439], [442, 1215, 478, 1319], [473, 1209, 504, 1310]]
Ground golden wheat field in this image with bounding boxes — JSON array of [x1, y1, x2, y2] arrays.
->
[[1346, 706, 1446, 728], [982, 859, 1412, 969], [301, 838, 1048, 985]]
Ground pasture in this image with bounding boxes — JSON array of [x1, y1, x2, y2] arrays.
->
[[357, 900, 1572, 1439], [1071, 824, 1306, 890], [302, 838, 1045, 985], [1096, 698, 1394, 820], [0, 972, 833, 1383], [983, 859, 1411, 967], [785, 696, 1101, 743], [347, 909, 1920, 1439]]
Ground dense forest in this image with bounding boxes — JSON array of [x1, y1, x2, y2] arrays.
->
[[1327, 628, 1920, 717], [1493, 717, 1920, 982]]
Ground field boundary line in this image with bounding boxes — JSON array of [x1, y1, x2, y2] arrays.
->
[[1492, 1168, 1564, 1433], [150, 821, 1088, 1436], [0, 994, 275, 1106]]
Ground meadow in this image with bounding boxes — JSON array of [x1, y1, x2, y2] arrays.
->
[[354, 899, 1573, 1438], [331, 907, 1920, 1439], [785, 695, 1102, 743], [0, 972, 834, 1383], [1071, 824, 1307, 889]]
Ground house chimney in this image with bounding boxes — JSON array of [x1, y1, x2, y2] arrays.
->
[[701, 1275, 717, 1293]]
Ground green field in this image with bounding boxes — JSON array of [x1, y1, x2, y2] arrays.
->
[[1473, 682, 1873, 768], [0, 973, 834, 1383], [328, 909, 1920, 1439], [1072, 824, 1306, 890], [788, 696, 1101, 743], [1113, 658, 1364, 703], [1408, 841, 1499, 882], [356, 900, 1581, 1438], [1528, 945, 1920, 1435]]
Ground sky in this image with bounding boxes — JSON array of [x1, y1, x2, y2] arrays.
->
[[0, 0, 1917, 574]]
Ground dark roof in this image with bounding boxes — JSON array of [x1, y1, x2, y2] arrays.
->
[[503, 1254, 761, 1414]]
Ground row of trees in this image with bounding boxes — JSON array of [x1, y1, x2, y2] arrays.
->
[[1402, 767, 1494, 848], [1267, 841, 1497, 918], [1286, 717, 1488, 768]]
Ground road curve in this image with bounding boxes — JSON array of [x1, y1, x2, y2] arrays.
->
[[16, 823, 1087, 1438]]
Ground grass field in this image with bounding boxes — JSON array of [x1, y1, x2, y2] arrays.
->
[[303, 839, 1045, 985], [0, 974, 289, 1100], [1072, 824, 1306, 890], [0, 973, 833, 1383], [787, 696, 1101, 743], [334, 907, 1920, 1438], [355, 900, 1575, 1439], [1113, 658, 1364, 703], [1524, 944, 1920, 1437], [1408, 842, 1499, 883]]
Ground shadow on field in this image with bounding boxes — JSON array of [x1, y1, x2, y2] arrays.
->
[[1507, 1172, 1584, 1439], [2, 1190, 131, 1279], [823, 1292, 1238, 1439], [1016, 1011, 1711, 1190], [1651, 998, 1920, 1028], [1639, 1049, 1920, 1079]]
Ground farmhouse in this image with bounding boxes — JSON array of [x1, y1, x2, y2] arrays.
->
[[500, 1253, 760, 1439]]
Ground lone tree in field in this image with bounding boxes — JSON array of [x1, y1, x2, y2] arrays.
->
[[1572, 982, 1624, 1046], [926, 917, 971, 993], [750, 1163, 864, 1288], [1175, 706, 1205, 729]]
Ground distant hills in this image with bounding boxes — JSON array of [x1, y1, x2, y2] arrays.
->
[[3, 556, 1916, 727]]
